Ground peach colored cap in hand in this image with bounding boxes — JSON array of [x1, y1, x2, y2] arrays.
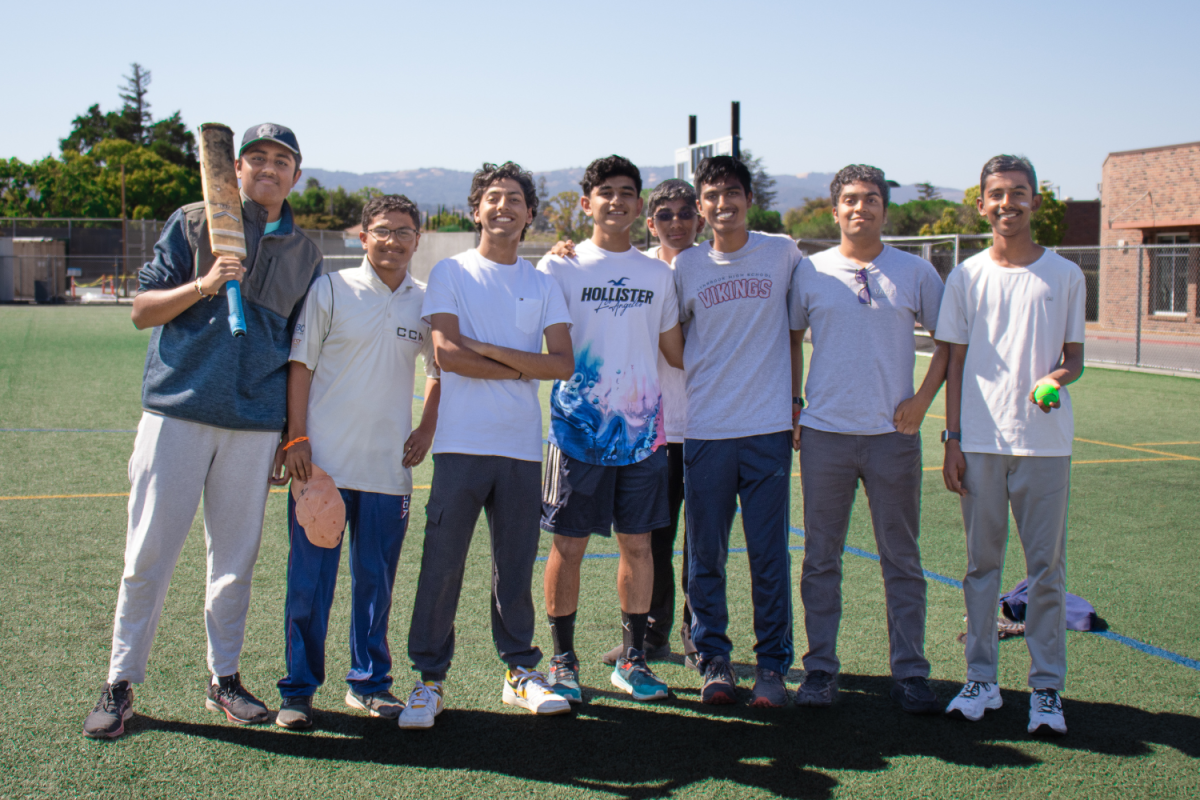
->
[[290, 464, 346, 548]]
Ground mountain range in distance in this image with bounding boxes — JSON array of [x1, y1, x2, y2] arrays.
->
[[300, 166, 964, 212]]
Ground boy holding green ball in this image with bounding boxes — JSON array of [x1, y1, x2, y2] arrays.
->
[[936, 155, 1085, 737]]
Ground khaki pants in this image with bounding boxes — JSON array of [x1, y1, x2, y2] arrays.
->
[[108, 412, 277, 684], [960, 453, 1071, 691]]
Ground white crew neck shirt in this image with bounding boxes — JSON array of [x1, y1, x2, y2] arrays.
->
[[935, 248, 1086, 456], [539, 240, 678, 465], [646, 245, 688, 444], [422, 248, 573, 462], [290, 258, 437, 495]]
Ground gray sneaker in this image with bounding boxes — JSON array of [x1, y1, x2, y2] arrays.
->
[[891, 676, 941, 715], [205, 673, 270, 724], [345, 688, 404, 719], [276, 695, 314, 729], [749, 667, 788, 708], [795, 670, 838, 707], [83, 680, 134, 739]]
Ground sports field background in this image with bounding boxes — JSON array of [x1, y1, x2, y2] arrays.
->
[[1, 306, 1198, 799]]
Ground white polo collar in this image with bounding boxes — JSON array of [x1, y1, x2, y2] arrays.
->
[[358, 256, 415, 295]]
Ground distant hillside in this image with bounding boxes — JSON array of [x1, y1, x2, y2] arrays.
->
[[300, 166, 962, 211]]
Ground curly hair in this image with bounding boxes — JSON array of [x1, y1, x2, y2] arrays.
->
[[467, 162, 538, 240], [361, 194, 420, 230], [581, 155, 642, 196], [829, 164, 890, 208]]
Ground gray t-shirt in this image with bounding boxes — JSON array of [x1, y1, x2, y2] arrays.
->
[[675, 231, 802, 440], [792, 244, 944, 435]]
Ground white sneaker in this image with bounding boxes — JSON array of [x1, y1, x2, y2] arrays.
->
[[945, 681, 1002, 721], [502, 667, 571, 715], [1028, 688, 1067, 736], [397, 681, 443, 730]]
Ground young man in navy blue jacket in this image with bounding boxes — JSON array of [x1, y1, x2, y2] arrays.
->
[[83, 124, 322, 739]]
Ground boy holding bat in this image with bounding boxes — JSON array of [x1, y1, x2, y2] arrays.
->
[[274, 195, 441, 729], [83, 124, 321, 738], [937, 155, 1085, 736]]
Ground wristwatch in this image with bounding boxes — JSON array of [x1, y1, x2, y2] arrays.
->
[[941, 430, 961, 444]]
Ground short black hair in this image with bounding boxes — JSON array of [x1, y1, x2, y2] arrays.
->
[[361, 194, 420, 231], [830, 164, 889, 207], [693, 155, 752, 198], [646, 179, 697, 217], [467, 161, 538, 241], [581, 155, 642, 196], [980, 154, 1038, 194]]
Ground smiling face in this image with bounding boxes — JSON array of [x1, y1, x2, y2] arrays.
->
[[361, 209, 420, 276], [834, 180, 886, 241], [581, 175, 642, 235], [236, 141, 302, 210], [647, 198, 701, 252], [979, 171, 1042, 237], [472, 177, 533, 243], [698, 176, 750, 236]]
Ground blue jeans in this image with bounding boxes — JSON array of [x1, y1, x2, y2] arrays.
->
[[278, 490, 410, 698], [684, 431, 794, 674]]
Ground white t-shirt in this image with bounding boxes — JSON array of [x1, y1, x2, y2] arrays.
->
[[290, 259, 437, 495], [647, 245, 688, 444], [935, 248, 1086, 457], [421, 249, 573, 462], [793, 244, 944, 435], [539, 240, 678, 465]]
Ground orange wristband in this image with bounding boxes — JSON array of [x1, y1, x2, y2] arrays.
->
[[282, 436, 309, 451]]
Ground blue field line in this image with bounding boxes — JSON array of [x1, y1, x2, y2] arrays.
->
[[0, 428, 137, 433], [1091, 631, 1200, 671]]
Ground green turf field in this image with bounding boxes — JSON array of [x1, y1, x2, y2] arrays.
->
[[2, 306, 1198, 799]]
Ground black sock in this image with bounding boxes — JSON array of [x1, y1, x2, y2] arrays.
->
[[622, 611, 649, 653], [548, 612, 576, 656]]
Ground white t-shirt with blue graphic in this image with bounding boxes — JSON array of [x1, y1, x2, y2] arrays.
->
[[540, 240, 679, 466]]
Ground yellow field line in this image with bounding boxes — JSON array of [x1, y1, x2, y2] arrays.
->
[[1074, 437, 1200, 461], [1134, 441, 1200, 446], [0, 485, 433, 501]]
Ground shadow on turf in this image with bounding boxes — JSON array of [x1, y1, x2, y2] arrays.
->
[[125, 674, 1200, 800]]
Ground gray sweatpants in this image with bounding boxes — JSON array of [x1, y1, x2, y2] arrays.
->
[[108, 412, 278, 684], [408, 453, 543, 681], [961, 452, 1070, 691], [799, 427, 929, 679]]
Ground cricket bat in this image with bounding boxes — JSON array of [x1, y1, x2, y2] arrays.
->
[[197, 123, 247, 337]]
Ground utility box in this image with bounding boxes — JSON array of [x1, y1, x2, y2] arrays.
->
[[12, 237, 67, 300]]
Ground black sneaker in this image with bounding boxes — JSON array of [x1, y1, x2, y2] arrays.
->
[[795, 670, 838, 707], [602, 641, 670, 666], [891, 676, 942, 715], [205, 673, 270, 725], [276, 695, 314, 729], [83, 680, 134, 739], [701, 657, 737, 705]]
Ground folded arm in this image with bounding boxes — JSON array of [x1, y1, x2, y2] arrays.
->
[[460, 322, 574, 381]]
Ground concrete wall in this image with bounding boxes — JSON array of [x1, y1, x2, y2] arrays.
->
[[321, 231, 477, 284]]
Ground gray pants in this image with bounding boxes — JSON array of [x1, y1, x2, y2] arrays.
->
[[110, 412, 277, 683], [408, 453, 543, 681], [961, 453, 1070, 691], [799, 428, 929, 679]]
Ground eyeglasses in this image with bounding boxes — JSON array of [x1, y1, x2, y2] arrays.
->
[[653, 209, 698, 223], [368, 226, 418, 242], [855, 268, 872, 305]]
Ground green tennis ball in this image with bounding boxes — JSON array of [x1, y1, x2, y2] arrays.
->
[[1035, 384, 1060, 405]]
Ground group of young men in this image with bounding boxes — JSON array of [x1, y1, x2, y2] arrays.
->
[[82, 122, 1086, 742]]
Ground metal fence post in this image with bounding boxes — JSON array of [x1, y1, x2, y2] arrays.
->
[[1135, 245, 1143, 367]]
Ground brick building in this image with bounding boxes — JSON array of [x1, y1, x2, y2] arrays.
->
[[1099, 141, 1200, 333]]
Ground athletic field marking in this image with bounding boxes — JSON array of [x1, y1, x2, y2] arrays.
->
[[0, 428, 137, 433], [1133, 441, 1200, 446], [1074, 437, 1200, 461]]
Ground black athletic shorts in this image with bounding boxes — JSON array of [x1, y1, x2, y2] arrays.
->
[[541, 444, 670, 537]]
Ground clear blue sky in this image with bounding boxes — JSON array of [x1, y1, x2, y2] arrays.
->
[[7, 0, 1197, 201]]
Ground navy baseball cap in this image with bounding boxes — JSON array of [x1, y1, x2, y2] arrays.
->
[[238, 123, 301, 160]]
